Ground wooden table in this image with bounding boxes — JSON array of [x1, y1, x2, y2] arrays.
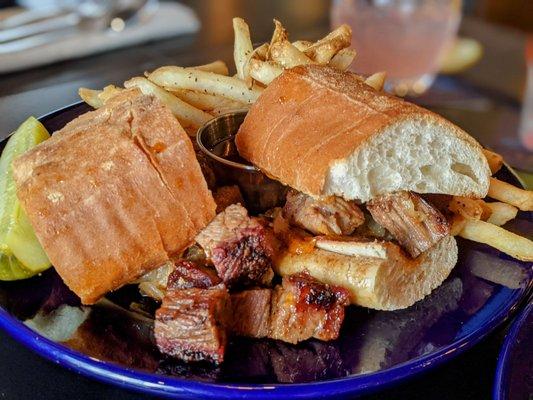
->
[[0, 1, 530, 399]]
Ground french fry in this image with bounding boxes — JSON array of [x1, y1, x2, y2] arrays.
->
[[248, 59, 284, 86], [304, 24, 352, 64], [448, 196, 485, 220], [233, 18, 254, 84], [268, 19, 288, 58], [485, 202, 518, 226], [487, 177, 533, 211], [124, 77, 212, 131], [270, 40, 315, 68], [458, 219, 533, 261], [450, 214, 467, 236], [99, 85, 123, 103], [79, 88, 103, 108], [329, 48, 356, 71], [482, 148, 503, 174], [190, 60, 229, 75], [249, 43, 269, 61], [365, 72, 387, 91], [170, 89, 248, 112], [292, 40, 313, 52], [147, 66, 263, 104]]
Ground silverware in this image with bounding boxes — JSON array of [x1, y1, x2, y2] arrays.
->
[[0, 0, 157, 54], [197, 111, 288, 213]]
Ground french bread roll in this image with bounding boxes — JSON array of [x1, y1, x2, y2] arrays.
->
[[273, 235, 458, 310], [236, 65, 490, 202], [13, 91, 216, 304]]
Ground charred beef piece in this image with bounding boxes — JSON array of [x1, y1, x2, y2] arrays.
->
[[196, 204, 276, 288], [167, 260, 221, 290], [366, 191, 450, 258], [213, 185, 245, 213], [283, 189, 364, 236], [155, 287, 229, 364], [229, 289, 272, 338], [269, 272, 349, 344]]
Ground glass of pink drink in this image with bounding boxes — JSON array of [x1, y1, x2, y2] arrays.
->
[[331, 0, 462, 96]]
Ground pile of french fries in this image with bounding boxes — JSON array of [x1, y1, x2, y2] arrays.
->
[[78, 18, 532, 262], [448, 149, 533, 261], [79, 18, 388, 135]]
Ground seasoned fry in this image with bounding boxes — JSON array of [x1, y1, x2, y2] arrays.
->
[[487, 177, 533, 211], [270, 40, 315, 68], [458, 219, 533, 261], [268, 19, 288, 58], [233, 18, 254, 84], [292, 40, 313, 52], [147, 66, 263, 104], [248, 59, 284, 86], [249, 43, 269, 61], [329, 48, 356, 71], [450, 214, 467, 236], [170, 89, 248, 112], [365, 72, 387, 91], [482, 148, 503, 174], [485, 202, 518, 226], [304, 24, 352, 64], [124, 77, 212, 131], [190, 60, 229, 75], [448, 196, 485, 220], [79, 88, 103, 108], [99, 85, 123, 103]]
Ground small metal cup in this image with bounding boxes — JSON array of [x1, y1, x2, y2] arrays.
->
[[197, 111, 287, 213]]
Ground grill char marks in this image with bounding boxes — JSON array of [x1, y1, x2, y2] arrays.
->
[[155, 287, 229, 364], [269, 272, 349, 344], [196, 204, 276, 289]]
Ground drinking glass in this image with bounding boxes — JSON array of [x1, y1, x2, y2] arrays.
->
[[331, 0, 462, 95]]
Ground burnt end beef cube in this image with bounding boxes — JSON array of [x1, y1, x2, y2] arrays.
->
[[366, 191, 450, 258], [269, 273, 349, 344], [196, 204, 277, 288], [211, 227, 276, 288], [229, 289, 272, 338], [155, 288, 229, 364], [167, 260, 221, 290]]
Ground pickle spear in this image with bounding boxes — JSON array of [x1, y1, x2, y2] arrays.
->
[[0, 117, 51, 280]]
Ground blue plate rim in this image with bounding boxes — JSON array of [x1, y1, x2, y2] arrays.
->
[[493, 299, 533, 400], [0, 101, 531, 399]]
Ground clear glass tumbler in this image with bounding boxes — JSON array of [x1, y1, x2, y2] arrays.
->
[[331, 0, 462, 96]]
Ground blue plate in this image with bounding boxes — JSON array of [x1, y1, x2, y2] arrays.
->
[[0, 102, 532, 399], [494, 300, 533, 400]]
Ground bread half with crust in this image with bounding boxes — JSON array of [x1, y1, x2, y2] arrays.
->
[[274, 235, 458, 310], [236, 65, 490, 202], [13, 91, 216, 304]]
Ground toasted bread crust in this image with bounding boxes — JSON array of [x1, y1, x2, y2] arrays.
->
[[236, 65, 486, 198], [13, 91, 216, 304]]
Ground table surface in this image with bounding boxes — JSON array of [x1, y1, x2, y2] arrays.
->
[[0, 1, 531, 399]]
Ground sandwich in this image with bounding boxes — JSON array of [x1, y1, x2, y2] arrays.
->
[[12, 90, 216, 304], [236, 64, 492, 310]]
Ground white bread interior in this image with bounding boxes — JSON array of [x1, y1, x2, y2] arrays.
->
[[274, 236, 458, 311], [324, 116, 490, 202]]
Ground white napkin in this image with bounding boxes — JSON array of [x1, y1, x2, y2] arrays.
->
[[0, 2, 199, 74]]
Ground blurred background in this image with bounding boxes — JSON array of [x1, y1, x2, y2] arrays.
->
[[0, 0, 532, 174]]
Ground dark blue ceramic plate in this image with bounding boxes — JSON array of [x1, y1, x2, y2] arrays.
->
[[0, 102, 532, 399], [494, 300, 533, 400]]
